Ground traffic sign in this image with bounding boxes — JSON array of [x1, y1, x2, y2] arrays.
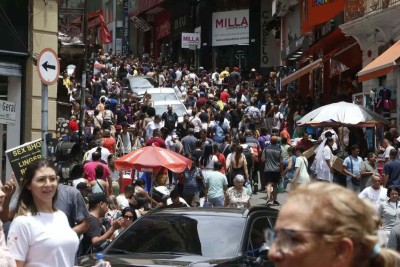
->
[[37, 48, 60, 85]]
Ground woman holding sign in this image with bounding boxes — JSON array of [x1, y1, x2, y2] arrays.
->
[[7, 159, 79, 267]]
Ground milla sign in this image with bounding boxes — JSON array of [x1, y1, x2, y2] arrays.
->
[[212, 9, 249, 46], [181, 32, 200, 49]]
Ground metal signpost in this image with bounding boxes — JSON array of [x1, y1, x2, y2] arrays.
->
[[36, 48, 60, 158]]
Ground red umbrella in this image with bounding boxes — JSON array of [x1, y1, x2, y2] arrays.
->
[[115, 145, 191, 173]]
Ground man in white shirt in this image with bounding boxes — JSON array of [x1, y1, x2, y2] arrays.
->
[[116, 185, 136, 209], [359, 174, 388, 210], [144, 115, 163, 141], [175, 67, 182, 81], [382, 139, 395, 159]]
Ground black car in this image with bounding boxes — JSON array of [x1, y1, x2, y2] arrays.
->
[[78, 206, 277, 266]]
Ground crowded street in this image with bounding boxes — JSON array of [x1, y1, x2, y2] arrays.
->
[[1, 0, 400, 266]]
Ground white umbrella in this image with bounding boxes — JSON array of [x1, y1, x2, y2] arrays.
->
[[298, 101, 388, 127]]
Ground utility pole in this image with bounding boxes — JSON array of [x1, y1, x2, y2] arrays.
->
[[79, 0, 88, 161]]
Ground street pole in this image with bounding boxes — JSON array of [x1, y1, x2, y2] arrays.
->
[[79, 0, 88, 161], [41, 82, 48, 157]]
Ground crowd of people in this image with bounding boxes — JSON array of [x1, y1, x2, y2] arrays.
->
[[0, 49, 400, 266]]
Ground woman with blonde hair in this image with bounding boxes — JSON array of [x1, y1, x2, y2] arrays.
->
[[268, 182, 400, 267]]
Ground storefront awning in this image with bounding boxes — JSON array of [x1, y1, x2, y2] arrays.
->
[[281, 59, 322, 86], [358, 40, 400, 82]]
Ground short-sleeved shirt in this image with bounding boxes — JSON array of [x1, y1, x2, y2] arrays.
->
[[343, 156, 363, 181], [8, 211, 79, 266], [84, 161, 111, 182], [205, 171, 228, 199], [294, 156, 310, 184], [81, 214, 104, 255], [358, 187, 388, 210], [262, 144, 281, 173], [183, 167, 202, 195], [383, 159, 400, 187]]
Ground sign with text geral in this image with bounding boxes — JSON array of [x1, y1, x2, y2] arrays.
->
[[0, 100, 16, 125], [181, 33, 200, 49], [6, 139, 42, 183], [212, 9, 249, 46]]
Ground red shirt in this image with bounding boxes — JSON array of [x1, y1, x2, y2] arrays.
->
[[214, 152, 226, 174], [102, 137, 116, 154], [220, 91, 230, 103], [84, 161, 111, 182], [296, 138, 314, 151]]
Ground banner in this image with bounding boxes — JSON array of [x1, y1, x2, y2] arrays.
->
[[6, 139, 42, 183], [212, 9, 249, 46], [303, 0, 344, 33], [128, 0, 164, 18], [181, 33, 200, 49], [122, 0, 130, 55], [155, 11, 171, 40]]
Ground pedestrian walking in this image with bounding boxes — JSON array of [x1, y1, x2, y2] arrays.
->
[[261, 136, 282, 205]]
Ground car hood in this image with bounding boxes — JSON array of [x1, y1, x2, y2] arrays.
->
[[78, 253, 240, 266]]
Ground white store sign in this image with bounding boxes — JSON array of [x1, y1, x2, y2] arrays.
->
[[0, 100, 16, 125], [181, 32, 201, 49], [212, 9, 249, 46]]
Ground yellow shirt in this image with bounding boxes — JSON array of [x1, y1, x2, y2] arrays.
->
[[220, 70, 230, 79], [63, 78, 71, 90]]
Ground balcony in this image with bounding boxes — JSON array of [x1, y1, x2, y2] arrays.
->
[[344, 0, 400, 22]]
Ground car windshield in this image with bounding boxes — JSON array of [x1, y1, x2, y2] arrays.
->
[[107, 214, 245, 258], [151, 93, 177, 101], [129, 77, 155, 89], [154, 104, 187, 117]]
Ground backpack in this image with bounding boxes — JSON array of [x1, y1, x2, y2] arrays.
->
[[214, 123, 226, 143], [242, 146, 253, 169], [250, 145, 261, 162]]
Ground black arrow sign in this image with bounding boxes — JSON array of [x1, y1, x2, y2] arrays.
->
[[42, 61, 56, 71]]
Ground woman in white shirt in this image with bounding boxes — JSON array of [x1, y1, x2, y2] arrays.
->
[[8, 159, 79, 267], [315, 137, 334, 182], [291, 146, 310, 189], [377, 187, 400, 245]]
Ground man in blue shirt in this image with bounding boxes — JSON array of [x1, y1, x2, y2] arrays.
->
[[383, 149, 400, 188], [343, 145, 363, 193]]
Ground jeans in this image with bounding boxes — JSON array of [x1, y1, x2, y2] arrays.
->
[[207, 195, 224, 207], [346, 179, 360, 194]]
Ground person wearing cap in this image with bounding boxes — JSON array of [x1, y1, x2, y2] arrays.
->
[[81, 193, 124, 255], [261, 135, 283, 206], [229, 67, 240, 85]]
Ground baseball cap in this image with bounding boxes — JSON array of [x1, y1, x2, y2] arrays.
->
[[88, 193, 107, 206], [115, 125, 122, 130], [76, 182, 90, 190], [251, 68, 256, 71]]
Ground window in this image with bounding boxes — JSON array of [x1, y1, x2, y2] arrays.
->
[[247, 216, 276, 257]]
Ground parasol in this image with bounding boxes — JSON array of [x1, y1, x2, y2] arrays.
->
[[297, 101, 389, 127]]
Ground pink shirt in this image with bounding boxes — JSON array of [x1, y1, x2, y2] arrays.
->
[[84, 161, 111, 182]]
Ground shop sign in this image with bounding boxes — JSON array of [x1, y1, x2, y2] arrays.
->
[[128, 0, 164, 18], [303, 0, 344, 33], [122, 0, 129, 55], [130, 16, 151, 32], [260, 0, 280, 68], [0, 100, 16, 126], [212, 9, 249, 46], [174, 15, 188, 33], [182, 33, 200, 49]]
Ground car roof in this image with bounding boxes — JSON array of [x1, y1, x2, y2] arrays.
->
[[148, 206, 278, 218], [142, 88, 175, 94]]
